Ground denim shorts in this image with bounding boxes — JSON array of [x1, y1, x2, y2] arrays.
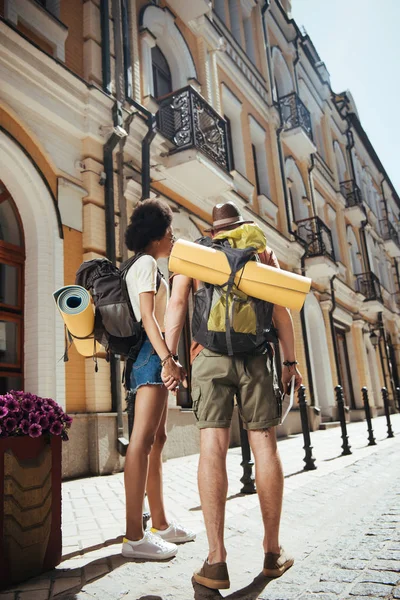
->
[[130, 336, 164, 393]]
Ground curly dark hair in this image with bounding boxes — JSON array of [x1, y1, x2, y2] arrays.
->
[[125, 198, 173, 252]]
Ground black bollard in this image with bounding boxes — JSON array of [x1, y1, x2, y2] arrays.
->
[[396, 387, 400, 413], [298, 385, 317, 471], [361, 387, 376, 446], [238, 416, 256, 494], [335, 385, 352, 456], [381, 387, 394, 438]]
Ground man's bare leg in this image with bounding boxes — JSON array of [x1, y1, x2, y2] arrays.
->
[[248, 428, 283, 554], [198, 428, 231, 563]]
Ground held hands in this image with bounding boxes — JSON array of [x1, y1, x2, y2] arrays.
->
[[161, 356, 188, 394], [282, 364, 302, 393]]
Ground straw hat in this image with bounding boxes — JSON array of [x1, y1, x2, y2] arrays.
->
[[204, 202, 253, 232]]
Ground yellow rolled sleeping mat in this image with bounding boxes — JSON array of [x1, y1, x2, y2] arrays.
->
[[53, 286, 103, 356], [169, 239, 311, 311]]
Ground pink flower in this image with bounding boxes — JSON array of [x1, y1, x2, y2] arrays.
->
[[5, 398, 20, 413], [4, 417, 17, 433], [47, 410, 57, 424], [28, 423, 42, 438], [29, 412, 41, 424], [38, 415, 49, 430], [21, 397, 35, 412], [0, 406, 9, 419], [20, 420, 30, 434], [50, 421, 63, 436]]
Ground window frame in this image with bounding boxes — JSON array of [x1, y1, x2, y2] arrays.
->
[[151, 45, 173, 100]]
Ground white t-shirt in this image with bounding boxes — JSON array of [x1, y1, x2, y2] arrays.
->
[[125, 255, 169, 331]]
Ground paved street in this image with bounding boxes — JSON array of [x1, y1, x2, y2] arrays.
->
[[1, 414, 400, 600]]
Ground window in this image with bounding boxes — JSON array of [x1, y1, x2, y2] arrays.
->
[[151, 46, 173, 99], [0, 183, 24, 394], [224, 115, 235, 171], [214, 0, 227, 23], [252, 144, 261, 196], [228, 0, 242, 44], [249, 116, 270, 198]]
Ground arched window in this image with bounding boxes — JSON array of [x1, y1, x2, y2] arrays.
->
[[151, 45, 173, 99], [271, 47, 294, 99], [346, 226, 362, 276], [285, 158, 309, 223], [333, 141, 347, 184], [0, 182, 25, 394]]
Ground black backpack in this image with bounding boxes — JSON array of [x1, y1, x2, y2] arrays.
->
[[75, 254, 162, 371], [191, 237, 277, 356]]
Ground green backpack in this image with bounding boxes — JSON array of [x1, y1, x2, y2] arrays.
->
[[191, 232, 277, 356]]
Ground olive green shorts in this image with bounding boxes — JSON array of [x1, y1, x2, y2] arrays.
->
[[191, 348, 281, 430]]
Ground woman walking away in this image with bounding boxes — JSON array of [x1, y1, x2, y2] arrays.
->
[[122, 199, 195, 560]]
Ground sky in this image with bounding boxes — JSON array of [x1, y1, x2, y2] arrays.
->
[[291, 0, 400, 195]]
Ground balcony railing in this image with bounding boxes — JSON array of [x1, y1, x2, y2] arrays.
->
[[380, 218, 400, 247], [339, 180, 363, 208], [355, 272, 383, 303], [278, 92, 313, 141], [156, 86, 230, 172], [295, 216, 335, 262]]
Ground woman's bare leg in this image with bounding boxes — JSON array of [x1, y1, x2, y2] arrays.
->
[[124, 385, 168, 540]]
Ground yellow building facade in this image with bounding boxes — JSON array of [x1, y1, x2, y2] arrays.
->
[[0, 0, 399, 477]]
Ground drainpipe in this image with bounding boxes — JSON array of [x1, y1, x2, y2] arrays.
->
[[124, 98, 157, 202], [329, 275, 342, 387], [100, 0, 112, 94], [378, 312, 396, 401], [345, 120, 357, 184], [293, 34, 300, 95], [141, 114, 157, 201], [380, 178, 389, 221], [307, 153, 317, 216], [300, 252, 315, 404], [121, 0, 133, 98], [276, 127, 296, 236], [103, 126, 124, 414]]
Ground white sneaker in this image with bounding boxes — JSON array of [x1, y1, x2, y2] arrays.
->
[[121, 531, 178, 560], [151, 521, 196, 543]]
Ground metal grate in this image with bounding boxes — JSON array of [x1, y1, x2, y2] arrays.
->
[[157, 86, 229, 172], [340, 180, 363, 208], [355, 272, 383, 303], [295, 216, 335, 262], [278, 92, 313, 140]]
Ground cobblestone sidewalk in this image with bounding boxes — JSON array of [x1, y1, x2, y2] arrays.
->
[[1, 415, 399, 600]]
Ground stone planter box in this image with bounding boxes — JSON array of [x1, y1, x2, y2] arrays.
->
[[0, 435, 62, 589]]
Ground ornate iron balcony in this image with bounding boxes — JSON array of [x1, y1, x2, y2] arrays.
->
[[380, 218, 400, 247], [156, 86, 230, 172], [355, 272, 383, 303], [295, 216, 335, 262], [278, 92, 313, 141], [339, 180, 363, 208]]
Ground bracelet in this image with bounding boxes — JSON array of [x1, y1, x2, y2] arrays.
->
[[283, 360, 298, 367], [161, 352, 173, 367]]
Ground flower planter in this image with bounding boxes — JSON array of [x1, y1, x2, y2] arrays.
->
[[0, 435, 62, 589]]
